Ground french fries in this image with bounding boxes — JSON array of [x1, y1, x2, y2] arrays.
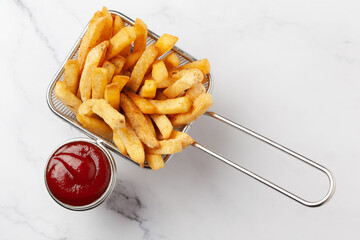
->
[[102, 61, 116, 83], [79, 41, 109, 101], [125, 90, 156, 114], [144, 114, 156, 137], [57, 8, 214, 169], [163, 52, 180, 70], [76, 114, 113, 139], [78, 99, 98, 116], [173, 58, 210, 75], [77, 17, 106, 71], [106, 26, 136, 60], [185, 82, 206, 101], [133, 18, 148, 52], [145, 153, 164, 170], [112, 15, 125, 36], [145, 139, 182, 154], [138, 80, 156, 99], [110, 55, 126, 75], [79, 99, 125, 129], [163, 69, 203, 98], [55, 81, 82, 114], [171, 93, 213, 127], [115, 121, 145, 166], [169, 130, 194, 148], [155, 33, 178, 57], [104, 83, 120, 110], [127, 45, 159, 92], [91, 68, 108, 99], [112, 75, 129, 91], [152, 60, 168, 85], [150, 114, 173, 139], [123, 50, 144, 71], [120, 93, 160, 148], [64, 59, 80, 95], [156, 77, 176, 89], [148, 97, 192, 114], [98, 7, 113, 44], [113, 131, 127, 155]]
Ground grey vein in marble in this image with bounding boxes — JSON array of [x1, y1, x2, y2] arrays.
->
[[13, 0, 60, 64], [0, 206, 61, 240], [106, 180, 151, 239]]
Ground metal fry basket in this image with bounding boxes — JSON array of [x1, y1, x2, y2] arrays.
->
[[46, 10, 335, 207]]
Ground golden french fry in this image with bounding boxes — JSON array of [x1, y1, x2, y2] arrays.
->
[[91, 67, 108, 99], [145, 153, 164, 170], [156, 77, 176, 88], [115, 121, 145, 166], [89, 11, 103, 25], [112, 75, 129, 91], [163, 69, 203, 98], [169, 130, 194, 149], [138, 80, 156, 99], [112, 15, 125, 36], [174, 58, 210, 75], [163, 52, 180, 70], [150, 114, 173, 139], [79, 41, 109, 101], [120, 93, 159, 148], [171, 93, 212, 127], [113, 131, 127, 155], [106, 26, 136, 60], [55, 81, 82, 114], [98, 7, 113, 43], [125, 90, 156, 114], [155, 33, 178, 57], [104, 83, 120, 110], [110, 55, 126, 75], [127, 45, 158, 92], [185, 82, 206, 101], [152, 60, 168, 85], [76, 114, 113, 139], [148, 97, 192, 114], [77, 17, 106, 71], [145, 139, 182, 154], [78, 99, 100, 117], [123, 50, 144, 71], [91, 99, 125, 130], [119, 45, 131, 57], [144, 114, 156, 137], [102, 61, 116, 83], [64, 59, 80, 95], [133, 18, 148, 52]]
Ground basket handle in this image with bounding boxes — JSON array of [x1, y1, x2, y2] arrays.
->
[[192, 111, 335, 207]]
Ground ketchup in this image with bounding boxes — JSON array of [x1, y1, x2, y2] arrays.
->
[[46, 141, 111, 206]]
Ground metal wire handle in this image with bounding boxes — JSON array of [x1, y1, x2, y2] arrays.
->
[[192, 111, 335, 207]]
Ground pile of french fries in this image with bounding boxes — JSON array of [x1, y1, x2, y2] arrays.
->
[[55, 7, 213, 170]]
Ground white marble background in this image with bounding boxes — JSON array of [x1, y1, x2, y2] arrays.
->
[[1, 0, 359, 239]]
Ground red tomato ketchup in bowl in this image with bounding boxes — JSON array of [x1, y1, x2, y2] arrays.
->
[[45, 138, 116, 210]]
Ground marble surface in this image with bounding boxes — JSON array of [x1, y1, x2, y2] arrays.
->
[[1, 0, 359, 239]]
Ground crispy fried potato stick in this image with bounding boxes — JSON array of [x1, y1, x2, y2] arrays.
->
[[55, 81, 82, 114], [114, 121, 145, 166], [127, 45, 158, 92], [145, 139, 182, 154], [79, 41, 109, 101], [64, 59, 80, 95], [120, 93, 160, 148], [76, 114, 113, 139], [171, 93, 213, 127]]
